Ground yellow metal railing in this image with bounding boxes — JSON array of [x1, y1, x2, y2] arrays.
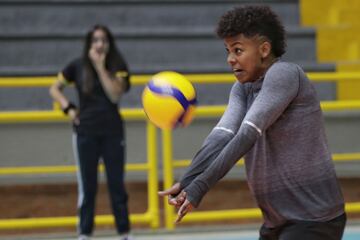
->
[[0, 75, 161, 230], [1, 72, 360, 231], [1, 72, 360, 106], [2, 72, 360, 86], [0, 111, 160, 230]]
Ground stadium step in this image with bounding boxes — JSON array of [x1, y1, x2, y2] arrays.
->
[[0, 26, 328, 76]]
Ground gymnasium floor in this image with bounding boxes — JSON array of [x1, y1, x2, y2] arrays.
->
[[7, 223, 360, 240], [90, 226, 360, 240]]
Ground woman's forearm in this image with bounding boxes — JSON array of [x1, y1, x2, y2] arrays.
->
[[95, 66, 125, 103]]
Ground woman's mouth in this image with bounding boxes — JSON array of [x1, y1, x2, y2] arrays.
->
[[233, 68, 245, 78]]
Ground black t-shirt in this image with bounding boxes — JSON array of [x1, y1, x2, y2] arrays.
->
[[61, 58, 130, 135]]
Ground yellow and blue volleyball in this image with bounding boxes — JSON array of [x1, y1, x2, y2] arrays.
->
[[142, 71, 197, 130]]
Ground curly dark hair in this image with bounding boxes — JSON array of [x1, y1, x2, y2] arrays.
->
[[216, 5, 286, 57]]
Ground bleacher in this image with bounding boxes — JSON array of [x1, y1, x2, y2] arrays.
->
[[0, 0, 360, 233], [301, 0, 360, 100], [0, 0, 337, 110]]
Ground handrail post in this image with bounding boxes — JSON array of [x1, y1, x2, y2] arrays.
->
[[162, 129, 175, 230], [146, 121, 160, 229], [52, 101, 61, 111]]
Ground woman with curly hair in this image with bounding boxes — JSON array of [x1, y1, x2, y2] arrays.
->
[[159, 5, 346, 240]]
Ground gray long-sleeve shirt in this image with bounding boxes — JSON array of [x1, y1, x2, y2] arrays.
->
[[180, 61, 345, 227]]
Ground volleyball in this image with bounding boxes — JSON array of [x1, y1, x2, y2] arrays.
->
[[142, 71, 197, 130]]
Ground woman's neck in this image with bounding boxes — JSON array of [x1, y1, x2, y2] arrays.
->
[[253, 56, 279, 82]]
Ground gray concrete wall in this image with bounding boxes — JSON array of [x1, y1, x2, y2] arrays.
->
[[1, 111, 359, 185]]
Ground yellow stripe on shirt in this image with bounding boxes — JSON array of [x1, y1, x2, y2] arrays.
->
[[115, 71, 128, 78], [57, 72, 71, 85]]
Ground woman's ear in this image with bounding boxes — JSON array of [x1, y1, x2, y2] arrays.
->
[[260, 41, 272, 59]]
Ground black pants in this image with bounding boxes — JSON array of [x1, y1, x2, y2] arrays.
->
[[73, 133, 130, 235], [259, 213, 346, 240]]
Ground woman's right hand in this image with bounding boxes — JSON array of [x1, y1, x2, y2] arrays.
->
[[68, 108, 80, 125], [89, 47, 106, 71], [158, 182, 186, 207]]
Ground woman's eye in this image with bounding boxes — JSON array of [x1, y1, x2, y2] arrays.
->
[[92, 37, 108, 44], [235, 48, 243, 54]]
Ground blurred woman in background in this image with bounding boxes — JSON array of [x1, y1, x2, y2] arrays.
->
[[49, 25, 133, 240]]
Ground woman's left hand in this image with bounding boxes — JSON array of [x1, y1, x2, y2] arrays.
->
[[175, 198, 193, 223]]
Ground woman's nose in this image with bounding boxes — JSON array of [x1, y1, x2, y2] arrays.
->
[[227, 53, 236, 65], [97, 41, 105, 48]]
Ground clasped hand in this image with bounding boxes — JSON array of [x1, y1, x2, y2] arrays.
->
[[89, 47, 106, 70], [158, 182, 194, 223]]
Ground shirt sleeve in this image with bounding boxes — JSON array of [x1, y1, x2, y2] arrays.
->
[[115, 60, 131, 93], [184, 123, 259, 207], [61, 59, 78, 84], [179, 82, 247, 189], [183, 62, 300, 207], [242, 62, 300, 134]]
